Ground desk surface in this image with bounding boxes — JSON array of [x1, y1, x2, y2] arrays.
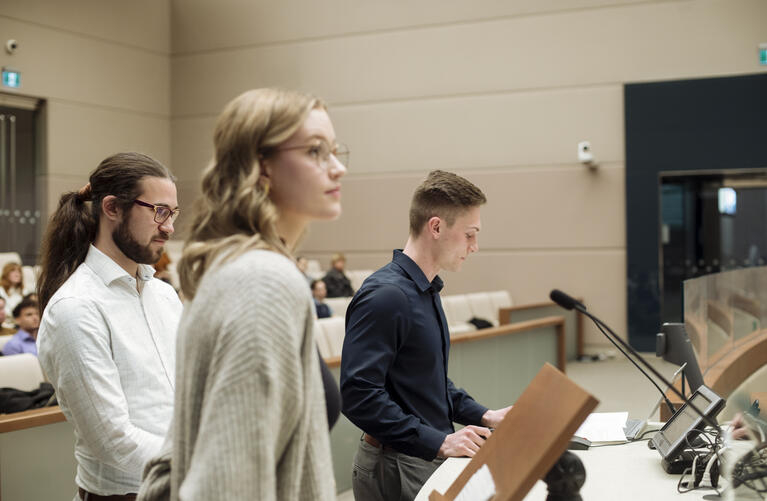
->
[[415, 440, 712, 501]]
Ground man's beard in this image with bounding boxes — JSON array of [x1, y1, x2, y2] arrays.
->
[[112, 216, 168, 265]]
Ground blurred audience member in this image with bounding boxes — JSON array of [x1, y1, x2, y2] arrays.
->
[[323, 252, 354, 297], [0, 262, 24, 318], [311, 279, 332, 318], [2, 297, 39, 356], [296, 256, 313, 285], [0, 297, 16, 335], [154, 251, 173, 285]]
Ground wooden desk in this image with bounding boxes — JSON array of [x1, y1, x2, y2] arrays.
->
[[416, 441, 710, 501]]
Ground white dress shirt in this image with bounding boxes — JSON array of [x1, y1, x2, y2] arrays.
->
[[38, 245, 181, 495]]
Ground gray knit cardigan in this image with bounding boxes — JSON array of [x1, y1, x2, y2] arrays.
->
[[138, 249, 335, 500]]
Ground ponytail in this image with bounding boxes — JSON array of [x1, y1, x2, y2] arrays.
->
[[37, 189, 97, 312]]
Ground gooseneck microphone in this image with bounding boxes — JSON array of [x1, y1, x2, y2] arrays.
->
[[550, 289, 675, 417], [549, 289, 719, 430]]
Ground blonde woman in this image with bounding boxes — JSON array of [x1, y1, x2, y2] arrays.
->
[[0, 262, 24, 317], [139, 88, 346, 500]]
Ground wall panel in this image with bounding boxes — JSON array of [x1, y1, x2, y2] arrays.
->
[[1, 1, 170, 53], [171, 0, 766, 116]]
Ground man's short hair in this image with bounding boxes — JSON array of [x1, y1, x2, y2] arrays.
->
[[311, 279, 325, 291], [13, 297, 38, 319], [409, 170, 487, 236]]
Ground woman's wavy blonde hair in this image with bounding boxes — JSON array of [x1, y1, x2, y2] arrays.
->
[[178, 88, 325, 299]]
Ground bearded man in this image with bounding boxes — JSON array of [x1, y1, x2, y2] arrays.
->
[[37, 152, 182, 501]]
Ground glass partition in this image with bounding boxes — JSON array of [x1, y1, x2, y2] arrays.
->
[[684, 267, 766, 373]]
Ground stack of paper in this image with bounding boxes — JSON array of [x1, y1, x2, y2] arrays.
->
[[574, 412, 629, 444]]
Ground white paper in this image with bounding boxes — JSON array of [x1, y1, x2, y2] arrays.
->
[[574, 411, 629, 443], [455, 464, 496, 501]]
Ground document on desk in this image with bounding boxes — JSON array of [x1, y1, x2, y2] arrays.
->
[[454, 464, 496, 501], [574, 411, 629, 444]]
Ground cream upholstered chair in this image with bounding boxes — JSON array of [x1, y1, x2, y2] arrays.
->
[[441, 295, 476, 337], [325, 297, 352, 319], [314, 320, 334, 359], [22, 265, 38, 294], [489, 290, 512, 312], [306, 259, 324, 280], [466, 292, 500, 326], [347, 270, 374, 292], [0, 353, 45, 391], [318, 316, 346, 358]]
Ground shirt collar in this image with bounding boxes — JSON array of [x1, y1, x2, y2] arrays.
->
[[15, 329, 34, 342], [85, 245, 156, 285], [392, 249, 444, 293]]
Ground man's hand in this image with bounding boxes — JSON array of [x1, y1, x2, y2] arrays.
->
[[481, 405, 512, 428], [437, 425, 491, 458]]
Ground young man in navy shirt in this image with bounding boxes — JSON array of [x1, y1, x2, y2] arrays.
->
[[341, 170, 511, 500]]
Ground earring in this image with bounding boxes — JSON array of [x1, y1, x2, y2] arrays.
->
[[260, 177, 270, 197]]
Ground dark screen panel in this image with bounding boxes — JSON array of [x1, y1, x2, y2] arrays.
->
[[625, 73, 767, 350]]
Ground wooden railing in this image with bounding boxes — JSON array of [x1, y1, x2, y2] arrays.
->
[[324, 315, 566, 372]]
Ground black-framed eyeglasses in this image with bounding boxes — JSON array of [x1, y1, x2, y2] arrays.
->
[[272, 141, 350, 171], [134, 199, 180, 224]]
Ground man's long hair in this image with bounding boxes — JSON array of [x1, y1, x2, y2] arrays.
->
[[37, 152, 174, 312]]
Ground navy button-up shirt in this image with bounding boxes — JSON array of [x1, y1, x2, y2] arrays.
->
[[340, 250, 487, 460]]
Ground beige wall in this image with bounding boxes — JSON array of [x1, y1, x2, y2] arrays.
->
[[169, 0, 767, 348], [1, 0, 765, 348], [0, 0, 171, 217]]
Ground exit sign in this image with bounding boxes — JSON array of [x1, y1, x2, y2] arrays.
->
[[1, 68, 20, 88], [761, 44, 767, 66]]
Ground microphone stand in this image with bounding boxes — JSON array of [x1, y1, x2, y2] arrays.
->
[[588, 314, 677, 417], [574, 304, 720, 432]]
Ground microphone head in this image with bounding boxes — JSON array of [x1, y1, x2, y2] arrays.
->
[[550, 289, 582, 311]]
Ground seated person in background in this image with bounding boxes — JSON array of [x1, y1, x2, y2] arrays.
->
[[0, 262, 25, 318], [323, 252, 354, 297], [0, 297, 17, 335], [311, 279, 333, 318], [2, 296, 39, 356], [296, 256, 313, 285]]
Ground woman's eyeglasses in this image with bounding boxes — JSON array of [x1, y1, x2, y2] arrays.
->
[[271, 141, 350, 171]]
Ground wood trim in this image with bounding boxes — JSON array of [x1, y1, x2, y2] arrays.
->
[[706, 331, 767, 398], [499, 298, 584, 358], [662, 329, 767, 421], [325, 316, 567, 372], [325, 355, 341, 369], [0, 406, 66, 433]]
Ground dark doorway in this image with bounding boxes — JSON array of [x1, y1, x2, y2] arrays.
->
[[0, 101, 43, 265], [625, 73, 767, 351]]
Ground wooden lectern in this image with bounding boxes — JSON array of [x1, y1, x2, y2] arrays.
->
[[429, 363, 598, 501]]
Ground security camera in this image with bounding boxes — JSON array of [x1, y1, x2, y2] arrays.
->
[[5, 40, 18, 54], [577, 141, 598, 170]]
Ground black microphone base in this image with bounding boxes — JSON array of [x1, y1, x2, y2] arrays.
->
[[544, 451, 586, 501]]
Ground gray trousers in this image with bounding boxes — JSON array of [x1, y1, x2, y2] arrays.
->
[[352, 437, 444, 501]]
